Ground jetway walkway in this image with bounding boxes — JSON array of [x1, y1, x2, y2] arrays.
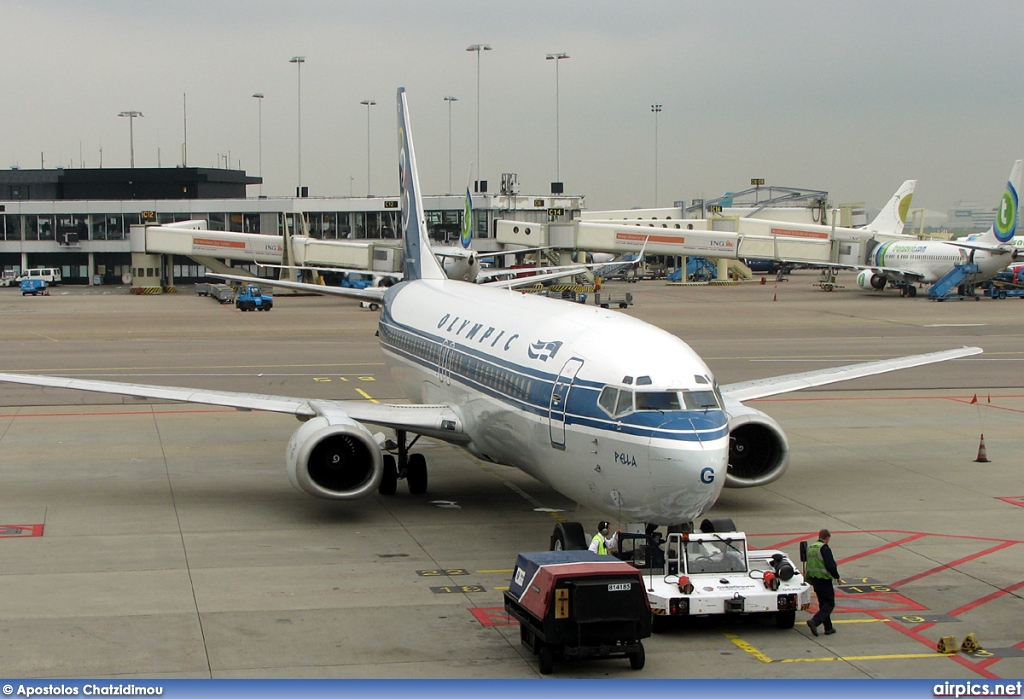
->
[[128, 221, 399, 291]]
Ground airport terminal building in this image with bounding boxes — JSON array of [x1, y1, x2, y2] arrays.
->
[[0, 167, 582, 284]]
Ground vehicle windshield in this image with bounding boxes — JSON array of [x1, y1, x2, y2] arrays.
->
[[685, 539, 747, 574]]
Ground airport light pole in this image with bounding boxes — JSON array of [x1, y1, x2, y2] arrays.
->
[[118, 111, 143, 168], [361, 100, 376, 197], [290, 56, 305, 196], [651, 103, 662, 208], [546, 53, 569, 183], [444, 96, 458, 194], [252, 93, 264, 196], [466, 44, 491, 191]]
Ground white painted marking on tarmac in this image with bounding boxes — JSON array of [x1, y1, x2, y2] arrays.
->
[[924, 323, 985, 327]]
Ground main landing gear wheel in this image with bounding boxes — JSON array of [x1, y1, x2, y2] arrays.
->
[[407, 453, 428, 494], [549, 522, 588, 551], [379, 429, 429, 497], [378, 455, 398, 495]]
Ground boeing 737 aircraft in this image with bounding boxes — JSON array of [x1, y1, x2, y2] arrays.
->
[[0, 88, 982, 530], [852, 161, 1021, 297]]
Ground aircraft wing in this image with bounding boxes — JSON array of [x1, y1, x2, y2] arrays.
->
[[817, 262, 927, 283], [946, 240, 1016, 255], [481, 264, 594, 289], [212, 273, 387, 302], [0, 372, 465, 440], [719, 346, 983, 402]]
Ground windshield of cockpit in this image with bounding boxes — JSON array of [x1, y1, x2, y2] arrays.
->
[[599, 386, 722, 417], [685, 539, 748, 574]]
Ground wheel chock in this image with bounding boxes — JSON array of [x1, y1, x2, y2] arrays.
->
[[960, 633, 982, 653], [937, 636, 959, 654]]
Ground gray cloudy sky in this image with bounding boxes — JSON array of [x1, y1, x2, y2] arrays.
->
[[3, 1, 1022, 214]]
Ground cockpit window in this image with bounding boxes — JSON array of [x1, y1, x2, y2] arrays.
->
[[615, 389, 634, 415], [636, 391, 682, 411], [598, 387, 635, 417], [683, 390, 721, 410], [632, 390, 722, 412]]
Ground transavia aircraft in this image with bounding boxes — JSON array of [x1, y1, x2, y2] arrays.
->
[[852, 161, 1021, 296], [0, 88, 983, 529]]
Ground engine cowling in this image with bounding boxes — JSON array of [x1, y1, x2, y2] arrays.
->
[[725, 406, 790, 488], [286, 416, 383, 499], [857, 269, 887, 290]]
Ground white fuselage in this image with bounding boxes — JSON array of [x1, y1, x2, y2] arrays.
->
[[870, 239, 1008, 284], [376, 278, 729, 524]]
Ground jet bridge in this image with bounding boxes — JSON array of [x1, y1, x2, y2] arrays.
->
[[128, 221, 396, 291], [496, 219, 837, 268]]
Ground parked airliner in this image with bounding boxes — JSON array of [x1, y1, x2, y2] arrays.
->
[[0, 88, 982, 529], [853, 161, 1020, 297]]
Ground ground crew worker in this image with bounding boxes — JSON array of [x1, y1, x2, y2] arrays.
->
[[589, 521, 619, 555], [805, 528, 840, 636]]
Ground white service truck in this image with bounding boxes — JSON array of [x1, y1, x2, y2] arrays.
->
[[613, 518, 811, 630]]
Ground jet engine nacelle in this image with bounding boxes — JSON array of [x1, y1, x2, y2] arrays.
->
[[725, 405, 790, 488], [857, 270, 887, 290], [286, 415, 383, 499]]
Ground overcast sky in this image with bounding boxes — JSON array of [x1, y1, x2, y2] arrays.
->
[[4, 1, 1023, 215]]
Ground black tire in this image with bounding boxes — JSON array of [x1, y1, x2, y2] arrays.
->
[[378, 455, 398, 495], [628, 641, 645, 670], [699, 517, 737, 533], [369, 303, 380, 312], [908, 285, 917, 298], [407, 453, 428, 494], [538, 645, 555, 675], [775, 610, 796, 629], [549, 522, 588, 551]]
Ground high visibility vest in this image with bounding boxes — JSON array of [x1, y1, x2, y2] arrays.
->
[[805, 540, 831, 579], [592, 533, 607, 555]]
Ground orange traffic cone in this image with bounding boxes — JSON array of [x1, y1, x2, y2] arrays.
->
[[975, 434, 990, 463]]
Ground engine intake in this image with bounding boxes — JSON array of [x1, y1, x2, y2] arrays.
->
[[286, 416, 383, 499], [725, 406, 790, 488]]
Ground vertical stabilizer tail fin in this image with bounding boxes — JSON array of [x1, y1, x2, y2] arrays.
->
[[398, 88, 446, 281], [988, 159, 1022, 244], [867, 180, 915, 234], [461, 177, 473, 250]]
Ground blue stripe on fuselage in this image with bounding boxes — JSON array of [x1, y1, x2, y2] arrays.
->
[[378, 312, 728, 443]]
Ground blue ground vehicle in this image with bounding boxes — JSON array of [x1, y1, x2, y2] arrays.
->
[[20, 278, 48, 296], [235, 284, 273, 311]]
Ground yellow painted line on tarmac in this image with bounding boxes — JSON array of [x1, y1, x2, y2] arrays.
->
[[779, 653, 946, 663], [723, 632, 773, 663], [725, 618, 951, 665], [355, 388, 378, 403]]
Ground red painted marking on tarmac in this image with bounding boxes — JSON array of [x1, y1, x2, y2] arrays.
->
[[837, 532, 927, 566], [0, 524, 44, 538], [871, 610, 1002, 681], [469, 607, 517, 627], [890, 541, 1016, 589], [996, 496, 1024, 508], [832, 591, 926, 614], [947, 578, 1024, 617]]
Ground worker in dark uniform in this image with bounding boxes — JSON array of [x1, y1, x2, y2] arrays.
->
[[805, 528, 841, 636]]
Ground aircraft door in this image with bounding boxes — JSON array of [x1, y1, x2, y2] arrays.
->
[[437, 340, 456, 385], [549, 358, 584, 449]]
